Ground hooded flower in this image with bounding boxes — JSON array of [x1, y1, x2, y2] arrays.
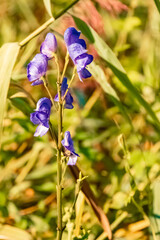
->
[[61, 131, 79, 165], [27, 53, 48, 86], [64, 27, 93, 81], [30, 97, 52, 137], [54, 77, 74, 109], [40, 32, 57, 59]]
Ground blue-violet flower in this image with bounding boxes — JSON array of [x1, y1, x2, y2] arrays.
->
[[40, 32, 57, 59], [54, 77, 74, 109], [27, 53, 48, 86], [64, 27, 93, 81], [30, 97, 52, 137], [61, 131, 79, 165]]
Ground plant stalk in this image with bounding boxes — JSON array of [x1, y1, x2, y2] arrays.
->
[[57, 60, 63, 240]]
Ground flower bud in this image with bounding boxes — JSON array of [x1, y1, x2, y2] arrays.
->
[[40, 33, 57, 59]]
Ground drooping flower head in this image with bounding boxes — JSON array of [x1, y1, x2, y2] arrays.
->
[[61, 131, 79, 165], [54, 77, 74, 109], [27, 53, 48, 86], [64, 27, 93, 81], [40, 33, 57, 59], [30, 97, 52, 137]]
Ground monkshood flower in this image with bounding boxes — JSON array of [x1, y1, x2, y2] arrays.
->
[[54, 77, 74, 109], [61, 131, 79, 165], [30, 97, 52, 137], [27, 53, 48, 86], [40, 33, 57, 59], [64, 27, 93, 81]]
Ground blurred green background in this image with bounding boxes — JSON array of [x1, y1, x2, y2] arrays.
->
[[1, 0, 160, 239]]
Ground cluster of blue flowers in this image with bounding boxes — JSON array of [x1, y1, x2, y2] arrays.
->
[[64, 27, 93, 81], [27, 27, 93, 165]]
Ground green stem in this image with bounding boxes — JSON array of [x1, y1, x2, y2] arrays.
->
[[61, 51, 69, 83], [19, 17, 55, 47], [42, 77, 57, 111], [62, 66, 76, 102], [19, 0, 80, 47], [57, 64, 63, 240]]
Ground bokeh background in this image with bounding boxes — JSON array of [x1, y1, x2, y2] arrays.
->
[[1, 0, 160, 239]]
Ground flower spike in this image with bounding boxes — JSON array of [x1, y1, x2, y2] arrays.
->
[[64, 27, 93, 81]]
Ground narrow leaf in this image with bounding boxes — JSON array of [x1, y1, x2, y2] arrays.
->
[[88, 62, 119, 100], [154, 0, 160, 14], [0, 43, 20, 145], [0, 224, 32, 240], [88, 62, 132, 124], [43, 0, 53, 17]]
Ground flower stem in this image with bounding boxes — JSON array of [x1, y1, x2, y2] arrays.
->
[[62, 66, 76, 102], [61, 51, 70, 83], [57, 62, 63, 240], [42, 77, 57, 110]]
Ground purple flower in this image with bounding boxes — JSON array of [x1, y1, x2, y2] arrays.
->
[[64, 27, 93, 81], [54, 77, 74, 109], [27, 53, 48, 86], [40, 33, 57, 59], [61, 131, 79, 165], [30, 97, 52, 137]]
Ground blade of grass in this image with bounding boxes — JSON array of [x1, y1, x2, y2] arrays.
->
[[0, 42, 20, 147], [88, 62, 132, 124], [0, 225, 32, 240], [154, 0, 160, 14], [69, 165, 112, 240], [43, 0, 53, 17]]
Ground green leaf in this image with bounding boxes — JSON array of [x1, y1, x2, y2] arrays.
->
[[88, 62, 119, 100], [154, 0, 160, 14], [0, 43, 20, 146], [73, 16, 94, 43], [88, 62, 131, 123], [73, 16, 160, 127], [9, 97, 33, 116], [43, 0, 53, 17]]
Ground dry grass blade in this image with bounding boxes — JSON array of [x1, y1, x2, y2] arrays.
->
[[0, 225, 32, 240], [0, 43, 20, 147], [69, 165, 112, 240], [75, 191, 85, 236], [43, 0, 53, 17]]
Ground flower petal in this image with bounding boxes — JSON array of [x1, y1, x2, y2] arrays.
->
[[34, 124, 49, 137], [78, 68, 92, 81], [67, 154, 78, 165], [54, 94, 58, 102], [30, 112, 41, 125], [61, 131, 74, 151], [64, 92, 74, 109], [61, 77, 68, 97], [36, 97, 52, 114], [68, 43, 87, 62], [40, 33, 57, 58], [64, 27, 81, 46], [75, 53, 93, 72], [31, 80, 43, 86], [27, 53, 48, 85]]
